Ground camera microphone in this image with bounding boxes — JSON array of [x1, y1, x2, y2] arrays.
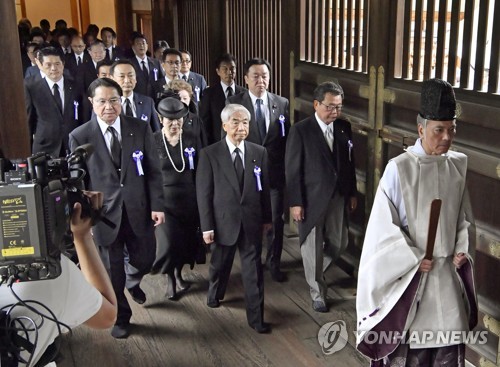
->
[[67, 144, 94, 164]]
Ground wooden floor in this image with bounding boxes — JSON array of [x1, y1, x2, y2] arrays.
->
[[58, 230, 368, 367]]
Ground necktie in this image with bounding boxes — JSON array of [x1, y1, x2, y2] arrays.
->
[[233, 147, 244, 192], [105, 48, 111, 61], [325, 125, 334, 152], [52, 84, 63, 114], [226, 87, 233, 98], [256, 99, 266, 143], [107, 126, 122, 169], [124, 98, 134, 117], [141, 60, 149, 79], [77, 56, 81, 66], [182, 75, 187, 81]]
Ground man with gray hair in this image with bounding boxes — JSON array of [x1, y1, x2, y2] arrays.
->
[[356, 78, 477, 365], [285, 81, 358, 313], [196, 103, 272, 333]]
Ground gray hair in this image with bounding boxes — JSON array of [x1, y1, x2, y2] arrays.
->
[[220, 104, 251, 124], [417, 114, 427, 128], [417, 114, 456, 128]]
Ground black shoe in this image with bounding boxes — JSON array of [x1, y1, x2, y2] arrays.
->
[[166, 275, 177, 300], [207, 299, 220, 308], [270, 269, 286, 282], [312, 300, 328, 313], [128, 286, 146, 304], [252, 322, 271, 334], [111, 324, 130, 339], [174, 267, 190, 291]]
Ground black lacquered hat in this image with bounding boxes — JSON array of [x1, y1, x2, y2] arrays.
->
[[419, 78, 456, 121], [157, 97, 189, 119]]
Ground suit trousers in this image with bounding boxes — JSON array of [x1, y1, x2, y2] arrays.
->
[[207, 227, 265, 327], [98, 206, 156, 325], [300, 191, 347, 302], [265, 187, 285, 271]]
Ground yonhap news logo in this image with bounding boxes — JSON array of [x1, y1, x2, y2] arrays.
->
[[317, 320, 349, 355], [318, 320, 490, 355]]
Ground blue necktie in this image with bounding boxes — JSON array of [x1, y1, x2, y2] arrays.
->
[[256, 99, 266, 143]]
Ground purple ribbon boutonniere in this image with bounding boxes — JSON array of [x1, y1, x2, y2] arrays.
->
[[184, 147, 196, 170], [253, 165, 262, 191], [73, 101, 79, 119], [194, 86, 200, 102], [348, 140, 354, 161], [141, 114, 148, 121], [132, 150, 144, 176], [153, 68, 158, 81], [278, 115, 286, 137]]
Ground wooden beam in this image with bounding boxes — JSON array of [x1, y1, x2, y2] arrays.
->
[[0, 0, 30, 159], [70, 0, 80, 32], [115, 0, 133, 48]]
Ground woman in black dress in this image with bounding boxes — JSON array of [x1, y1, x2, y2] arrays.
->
[[151, 97, 205, 300]]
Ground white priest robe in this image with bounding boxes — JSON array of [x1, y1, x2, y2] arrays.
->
[[356, 139, 477, 359]]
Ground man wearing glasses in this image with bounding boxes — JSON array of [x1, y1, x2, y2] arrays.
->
[[69, 77, 164, 339], [179, 49, 207, 104], [285, 81, 358, 313], [153, 48, 183, 104]]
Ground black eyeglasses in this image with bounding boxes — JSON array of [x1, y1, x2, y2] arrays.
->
[[320, 102, 343, 111]]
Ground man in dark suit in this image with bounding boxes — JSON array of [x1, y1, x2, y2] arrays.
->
[[179, 49, 208, 105], [152, 48, 183, 104], [128, 33, 164, 99], [65, 35, 91, 78], [227, 58, 290, 282], [197, 104, 272, 333], [77, 40, 106, 96], [101, 27, 124, 62], [110, 59, 160, 132], [199, 53, 246, 144], [24, 46, 85, 157], [285, 81, 357, 313], [69, 78, 165, 339]]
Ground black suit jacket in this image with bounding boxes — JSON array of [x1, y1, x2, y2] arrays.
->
[[68, 116, 164, 247], [105, 46, 125, 62], [181, 71, 207, 104], [65, 53, 91, 78], [76, 61, 98, 96], [196, 140, 271, 246], [285, 115, 357, 244], [132, 92, 161, 132], [25, 77, 85, 157], [227, 91, 290, 189], [199, 83, 246, 144], [129, 56, 164, 99]]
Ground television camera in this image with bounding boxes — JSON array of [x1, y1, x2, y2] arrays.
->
[[0, 144, 112, 282]]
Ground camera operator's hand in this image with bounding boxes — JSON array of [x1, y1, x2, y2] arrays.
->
[[71, 190, 117, 329], [70, 191, 103, 238]]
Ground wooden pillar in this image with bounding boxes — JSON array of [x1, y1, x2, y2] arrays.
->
[[115, 0, 133, 48], [152, 0, 178, 48], [0, 1, 30, 160], [205, 0, 224, 86]]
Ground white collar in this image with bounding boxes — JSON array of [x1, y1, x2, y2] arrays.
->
[[221, 81, 234, 91], [225, 135, 245, 154], [314, 112, 333, 134], [135, 55, 147, 64], [45, 76, 64, 91], [122, 93, 134, 103], [97, 115, 122, 136], [249, 91, 268, 106]]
